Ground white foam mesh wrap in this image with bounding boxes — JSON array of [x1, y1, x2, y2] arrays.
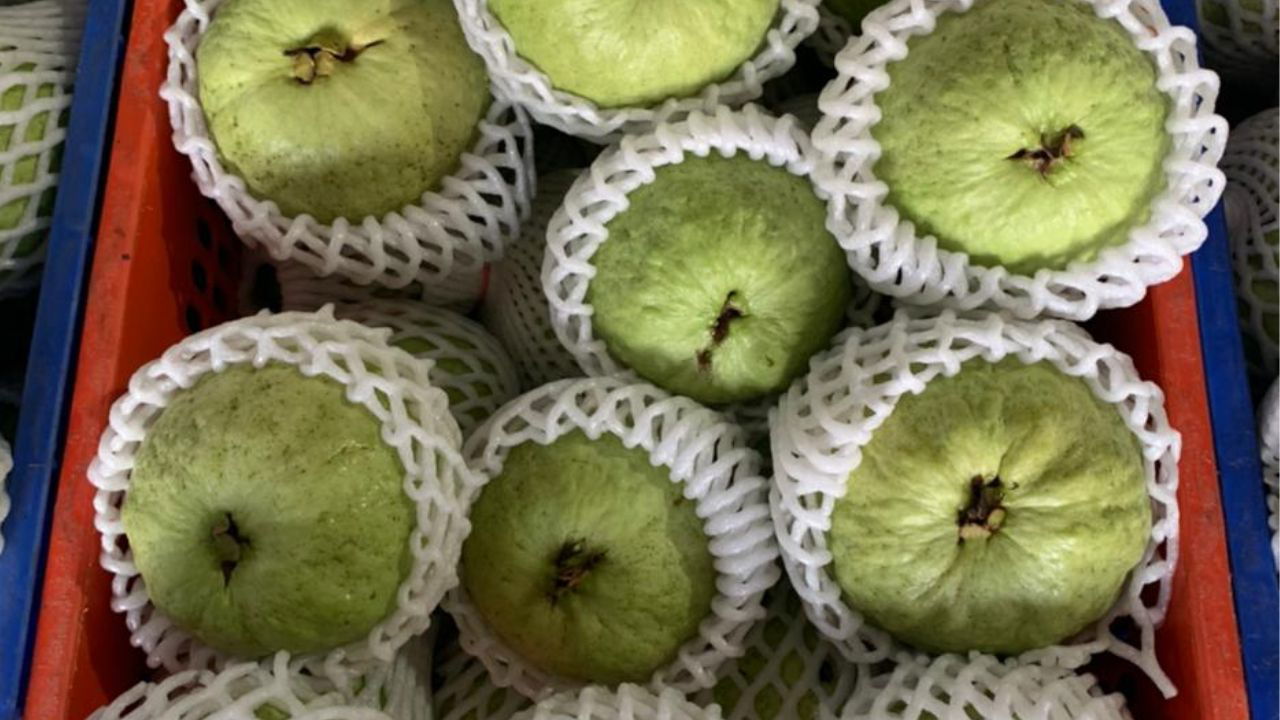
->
[[1220, 107, 1279, 377], [0, 0, 83, 298], [1261, 378, 1279, 572], [770, 309, 1180, 694], [443, 376, 780, 699], [89, 309, 478, 689], [273, 252, 485, 313], [453, 0, 819, 143], [337, 298, 520, 437], [812, 0, 1228, 321], [88, 652, 394, 720], [481, 168, 584, 392], [842, 652, 1131, 720], [694, 582, 858, 720], [0, 434, 10, 557], [1196, 0, 1279, 78], [513, 685, 721, 720], [808, 6, 855, 66], [161, 0, 534, 295], [434, 631, 531, 720]]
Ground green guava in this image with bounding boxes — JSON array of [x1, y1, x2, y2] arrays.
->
[[122, 363, 415, 658], [0, 63, 66, 254], [488, 0, 778, 108], [586, 153, 852, 406], [825, 0, 883, 28], [870, 0, 1169, 274], [461, 430, 716, 685], [828, 358, 1150, 655], [197, 0, 490, 223]]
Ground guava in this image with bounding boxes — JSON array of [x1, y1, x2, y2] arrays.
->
[[0, 63, 66, 261], [870, 0, 1169, 274], [461, 430, 716, 685], [488, 0, 778, 108], [586, 153, 852, 406], [122, 363, 414, 658], [197, 0, 490, 223], [825, 0, 883, 28], [829, 358, 1150, 655]]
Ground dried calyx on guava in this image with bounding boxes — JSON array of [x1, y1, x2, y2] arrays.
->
[[829, 358, 1151, 655], [197, 0, 490, 223], [122, 363, 414, 658], [586, 153, 852, 406], [461, 430, 716, 686], [488, 0, 778, 108], [870, 0, 1169, 273]]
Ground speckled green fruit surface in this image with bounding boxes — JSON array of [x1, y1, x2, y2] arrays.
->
[[461, 430, 716, 685], [488, 0, 778, 108], [871, 0, 1169, 274], [587, 153, 852, 406], [122, 363, 414, 658], [825, 0, 882, 28], [829, 358, 1150, 655], [197, 0, 490, 223]]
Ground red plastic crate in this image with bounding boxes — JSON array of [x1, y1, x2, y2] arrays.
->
[[22, 0, 1251, 718]]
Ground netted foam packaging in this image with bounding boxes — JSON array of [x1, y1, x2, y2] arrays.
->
[[694, 581, 858, 720], [812, 0, 1228, 322], [443, 376, 780, 700], [771, 308, 1181, 694], [543, 105, 879, 447], [0, 433, 9, 556], [330, 298, 520, 438], [842, 652, 1131, 720], [434, 626, 532, 720], [161, 0, 534, 303], [89, 308, 478, 691], [1220, 107, 1279, 382], [270, 251, 485, 313], [481, 169, 584, 392], [0, 0, 83, 298], [1261, 378, 1279, 572], [88, 652, 394, 720], [513, 685, 722, 720], [1196, 0, 1278, 81], [808, 6, 856, 67], [453, 0, 819, 143]]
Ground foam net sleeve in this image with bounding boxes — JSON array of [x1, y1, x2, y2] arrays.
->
[[89, 309, 479, 691], [811, 0, 1228, 321], [770, 308, 1180, 695], [442, 376, 780, 700]]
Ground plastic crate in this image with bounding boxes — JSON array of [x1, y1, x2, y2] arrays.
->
[[20, 0, 1253, 718], [0, 1, 130, 717], [1191, 207, 1280, 720]]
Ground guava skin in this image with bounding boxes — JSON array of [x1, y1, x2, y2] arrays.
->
[[587, 153, 853, 406], [197, 0, 490, 224], [461, 430, 716, 685], [122, 363, 414, 658], [829, 358, 1150, 655], [488, 0, 778, 108], [871, 0, 1169, 274]]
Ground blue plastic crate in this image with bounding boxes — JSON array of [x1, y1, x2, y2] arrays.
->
[[1191, 207, 1280, 719], [0, 0, 130, 717]]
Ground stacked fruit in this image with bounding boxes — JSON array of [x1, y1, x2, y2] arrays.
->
[[88, 0, 1226, 717]]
